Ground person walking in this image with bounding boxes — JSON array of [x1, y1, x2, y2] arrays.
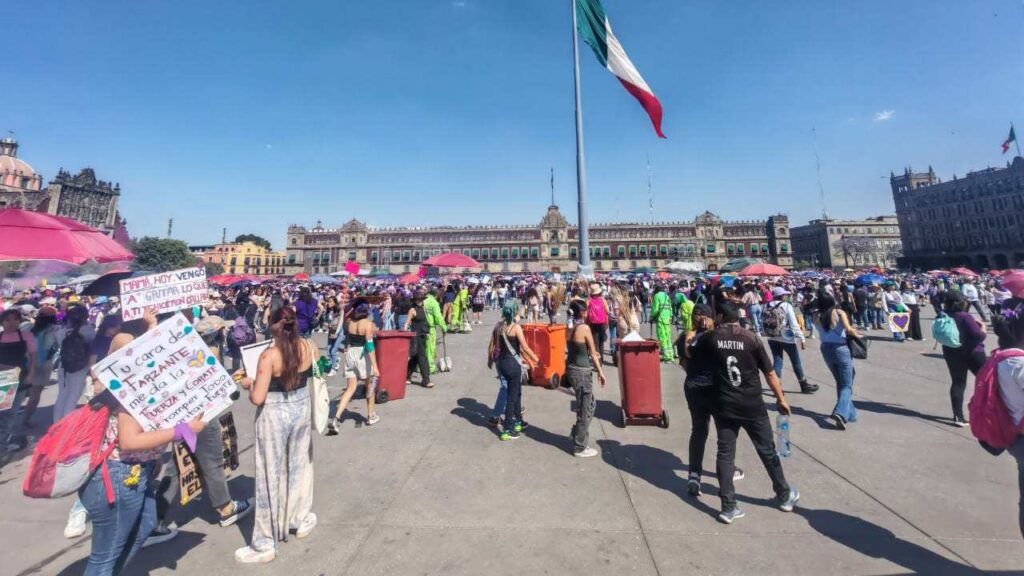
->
[[586, 283, 610, 365], [54, 304, 95, 423], [900, 280, 924, 341], [236, 306, 317, 563], [0, 308, 36, 449], [762, 287, 817, 394], [940, 292, 987, 426], [403, 290, 433, 388], [650, 285, 675, 362], [992, 298, 1024, 539], [565, 301, 606, 457], [328, 299, 381, 432], [488, 302, 540, 441], [962, 279, 989, 322], [816, 294, 861, 430], [690, 301, 799, 524], [423, 288, 447, 374]]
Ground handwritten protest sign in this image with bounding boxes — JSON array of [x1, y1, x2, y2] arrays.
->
[[174, 443, 203, 505], [93, 313, 236, 432], [119, 267, 208, 321], [0, 368, 20, 412]]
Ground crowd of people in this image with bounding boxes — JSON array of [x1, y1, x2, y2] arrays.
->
[[1, 266, 1023, 573]]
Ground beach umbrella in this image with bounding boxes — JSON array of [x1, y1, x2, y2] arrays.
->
[[0, 208, 133, 265], [737, 263, 788, 277], [424, 252, 481, 268], [951, 267, 979, 277], [293, 272, 310, 281], [854, 273, 886, 286], [399, 273, 420, 285]]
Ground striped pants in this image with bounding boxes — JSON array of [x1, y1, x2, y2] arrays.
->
[[252, 387, 315, 552]]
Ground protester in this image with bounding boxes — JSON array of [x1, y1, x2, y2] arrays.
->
[[993, 298, 1024, 539], [763, 287, 817, 394], [565, 300, 606, 457], [328, 299, 380, 433], [816, 294, 861, 430], [900, 280, 924, 341], [0, 308, 36, 449], [961, 279, 989, 322], [21, 306, 59, 427], [55, 304, 95, 423], [650, 285, 675, 362], [487, 301, 539, 441], [235, 306, 316, 563], [403, 290, 433, 388], [941, 291, 987, 426], [691, 300, 798, 524]]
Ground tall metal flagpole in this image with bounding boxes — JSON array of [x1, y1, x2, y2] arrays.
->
[[572, 0, 592, 278]]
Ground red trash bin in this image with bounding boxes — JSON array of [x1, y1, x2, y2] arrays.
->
[[374, 331, 414, 403], [616, 339, 668, 428], [521, 323, 566, 389]]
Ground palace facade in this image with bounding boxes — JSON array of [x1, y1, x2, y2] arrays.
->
[[284, 206, 793, 275], [791, 216, 902, 269], [891, 156, 1024, 270]]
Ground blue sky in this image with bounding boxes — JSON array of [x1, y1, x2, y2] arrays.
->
[[6, 0, 1023, 248]]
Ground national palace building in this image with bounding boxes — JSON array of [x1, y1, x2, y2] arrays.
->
[[284, 206, 793, 275]]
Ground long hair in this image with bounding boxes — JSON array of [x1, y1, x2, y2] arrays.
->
[[994, 298, 1024, 350], [817, 293, 838, 331], [32, 312, 58, 335], [271, 306, 303, 391]]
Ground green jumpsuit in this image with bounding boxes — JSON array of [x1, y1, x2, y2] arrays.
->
[[651, 291, 674, 360], [424, 294, 447, 373], [450, 288, 469, 331], [678, 296, 694, 334]]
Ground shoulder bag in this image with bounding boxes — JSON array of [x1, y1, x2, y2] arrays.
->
[[305, 340, 330, 435]]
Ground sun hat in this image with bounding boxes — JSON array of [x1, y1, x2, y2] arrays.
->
[[772, 287, 791, 297]]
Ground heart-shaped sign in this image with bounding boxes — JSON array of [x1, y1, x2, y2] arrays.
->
[[109, 379, 122, 390], [183, 326, 193, 335], [146, 361, 156, 368], [889, 312, 911, 332]]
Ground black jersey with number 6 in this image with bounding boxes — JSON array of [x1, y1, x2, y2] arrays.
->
[[693, 323, 773, 420]]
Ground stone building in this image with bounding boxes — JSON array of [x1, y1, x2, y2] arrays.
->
[[0, 137, 125, 236], [791, 216, 902, 269], [0, 138, 45, 209], [196, 242, 287, 276], [891, 156, 1024, 270], [284, 206, 792, 275]]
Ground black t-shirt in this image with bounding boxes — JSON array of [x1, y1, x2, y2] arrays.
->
[[693, 323, 773, 419]]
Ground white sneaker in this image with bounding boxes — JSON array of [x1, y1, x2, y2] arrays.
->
[[296, 513, 317, 539], [367, 413, 380, 426], [235, 545, 276, 563], [574, 447, 599, 458], [64, 506, 89, 538]]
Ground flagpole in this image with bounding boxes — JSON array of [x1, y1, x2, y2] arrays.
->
[[572, 0, 592, 278], [1014, 123, 1022, 157]]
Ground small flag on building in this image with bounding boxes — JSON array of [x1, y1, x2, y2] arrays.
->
[[576, 0, 665, 138], [1002, 125, 1017, 154]]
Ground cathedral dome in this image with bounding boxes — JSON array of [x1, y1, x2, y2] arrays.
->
[[0, 138, 42, 191]]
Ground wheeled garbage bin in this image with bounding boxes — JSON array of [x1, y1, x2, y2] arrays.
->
[[616, 339, 668, 427], [374, 330, 414, 403], [521, 323, 566, 389]]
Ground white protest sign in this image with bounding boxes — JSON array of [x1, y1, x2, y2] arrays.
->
[[93, 313, 236, 431], [0, 368, 20, 412], [119, 267, 208, 321], [241, 339, 273, 379]]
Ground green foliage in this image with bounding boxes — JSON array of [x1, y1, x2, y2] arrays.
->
[[131, 237, 198, 272], [234, 234, 272, 250], [204, 261, 225, 276]]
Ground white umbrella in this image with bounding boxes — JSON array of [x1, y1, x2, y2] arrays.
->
[[664, 261, 704, 273], [330, 271, 350, 277]]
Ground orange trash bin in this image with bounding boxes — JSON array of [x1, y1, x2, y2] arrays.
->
[[374, 330, 414, 403], [521, 323, 566, 390], [616, 339, 668, 428]]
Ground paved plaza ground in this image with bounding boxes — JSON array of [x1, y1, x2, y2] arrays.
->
[[3, 309, 1024, 575]]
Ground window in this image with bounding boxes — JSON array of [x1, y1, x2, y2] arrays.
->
[[617, 246, 626, 257], [348, 252, 357, 261], [370, 251, 378, 262], [629, 245, 637, 257], [660, 245, 668, 256], [501, 248, 509, 259], [761, 243, 769, 253], [521, 246, 529, 258], [551, 247, 560, 256], [727, 244, 735, 255], [472, 248, 480, 259], [602, 247, 611, 257], [706, 244, 715, 253], [491, 248, 499, 259], [649, 245, 657, 256], [570, 247, 577, 257], [531, 247, 539, 258], [512, 248, 520, 258], [736, 244, 744, 255], [403, 250, 411, 261], [751, 244, 759, 254], [781, 243, 789, 253], [288, 254, 296, 264], [639, 246, 647, 257]]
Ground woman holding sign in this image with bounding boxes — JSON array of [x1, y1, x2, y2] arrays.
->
[[236, 306, 317, 564]]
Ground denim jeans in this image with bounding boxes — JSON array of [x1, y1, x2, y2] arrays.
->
[[329, 330, 345, 369], [748, 304, 763, 335], [870, 308, 884, 328], [768, 340, 806, 383], [608, 324, 618, 356], [802, 312, 815, 336], [396, 315, 408, 332], [491, 373, 508, 419], [822, 343, 856, 422], [79, 459, 158, 576]]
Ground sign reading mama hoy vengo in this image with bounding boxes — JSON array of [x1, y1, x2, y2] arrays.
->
[[119, 267, 207, 321], [93, 313, 236, 432]]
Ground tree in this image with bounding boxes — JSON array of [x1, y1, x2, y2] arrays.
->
[[204, 261, 225, 276], [131, 237, 199, 272], [832, 237, 876, 267], [234, 234, 272, 251]]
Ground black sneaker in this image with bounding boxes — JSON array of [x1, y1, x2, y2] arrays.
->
[[831, 414, 847, 430], [219, 498, 254, 528], [799, 380, 819, 394], [687, 474, 701, 496]]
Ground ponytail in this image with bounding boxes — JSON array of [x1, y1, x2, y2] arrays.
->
[[271, 306, 303, 391]]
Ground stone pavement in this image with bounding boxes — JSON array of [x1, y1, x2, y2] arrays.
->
[[3, 309, 1024, 575]]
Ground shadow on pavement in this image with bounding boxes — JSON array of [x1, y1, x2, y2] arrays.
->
[[594, 399, 623, 428], [54, 530, 207, 576], [855, 400, 954, 427], [596, 439, 718, 520], [787, 405, 837, 431], [795, 507, 985, 575]]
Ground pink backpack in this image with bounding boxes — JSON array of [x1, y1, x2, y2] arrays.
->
[[23, 404, 116, 504], [969, 349, 1024, 450]]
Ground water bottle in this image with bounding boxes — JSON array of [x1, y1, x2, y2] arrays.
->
[[776, 414, 791, 458]]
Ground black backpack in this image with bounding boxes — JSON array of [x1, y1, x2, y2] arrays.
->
[[60, 328, 89, 373]]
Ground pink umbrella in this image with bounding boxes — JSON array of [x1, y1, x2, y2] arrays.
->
[[951, 267, 978, 277], [0, 208, 133, 264], [399, 272, 420, 285], [344, 261, 361, 275], [424, 252, 481, 268], [1003, 271, 1024, 299], [738, 263, 788, 276]]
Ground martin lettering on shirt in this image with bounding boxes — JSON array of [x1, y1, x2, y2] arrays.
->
[[717, 340, 746, 350]]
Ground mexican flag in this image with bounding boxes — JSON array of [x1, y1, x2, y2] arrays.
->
[[576, 0, 665, 138], [1002, 125, 1017, 154]]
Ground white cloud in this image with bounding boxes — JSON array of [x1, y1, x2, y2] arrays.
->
[[451, 1, 466, 7], [873, 110, 895, 122]]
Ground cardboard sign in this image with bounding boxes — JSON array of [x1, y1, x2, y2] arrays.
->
[[888, 312, 911, 333], [0, 368, 20, 412], [240, 339, 273, 379], [174, 442, 203, 506], [93, 313, 236, 432], [119, 267, 208, 321], [220, 412, 239, 476]]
